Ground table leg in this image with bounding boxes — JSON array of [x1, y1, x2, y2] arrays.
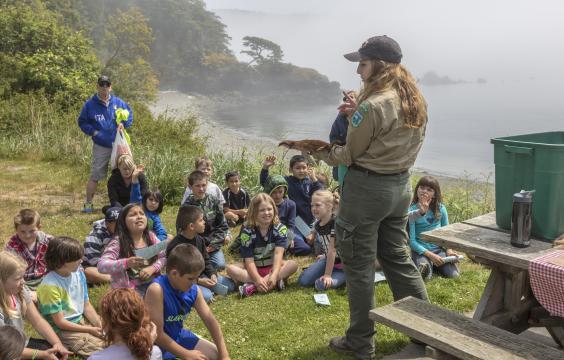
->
[[472, 266, 532, 333], [546, 327, 564, 348]]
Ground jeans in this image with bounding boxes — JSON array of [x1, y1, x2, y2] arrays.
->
[[289, 232, 312, 256], [209, 249, 226, 271], [298, 257, 346, 288], [198, 275, 237, 302], [411, 249, 460, 279]]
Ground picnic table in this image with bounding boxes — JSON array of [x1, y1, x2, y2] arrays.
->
[[420, 211, 564, 347]]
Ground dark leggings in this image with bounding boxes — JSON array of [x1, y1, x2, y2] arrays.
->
[[27, 338, 51, 350]]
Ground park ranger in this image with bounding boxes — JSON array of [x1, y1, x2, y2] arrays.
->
[[312, 35, 429, 360]]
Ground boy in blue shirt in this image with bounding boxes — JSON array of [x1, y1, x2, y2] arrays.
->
[[145, 244, 230, 360]]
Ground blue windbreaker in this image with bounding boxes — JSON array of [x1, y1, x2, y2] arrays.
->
[[77, 94, 133, 148]]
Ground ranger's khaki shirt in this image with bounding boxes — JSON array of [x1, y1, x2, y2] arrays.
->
[[315, 90, 426, 174]]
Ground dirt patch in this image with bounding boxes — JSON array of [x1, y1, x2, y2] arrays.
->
[[5, 165, 31, 172]]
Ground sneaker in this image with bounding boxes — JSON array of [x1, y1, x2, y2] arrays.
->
[[82, 202, 94, 213], [418, 262, 431, 279], [314, 278, 326, 291], [277, 279, 285, 291], [315, 278, 336, 291], [238, 283, 256, 298], [329, 336, 375, 360]]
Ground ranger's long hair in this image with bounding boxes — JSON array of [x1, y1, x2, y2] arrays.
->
[[358, 60, 427, 129]]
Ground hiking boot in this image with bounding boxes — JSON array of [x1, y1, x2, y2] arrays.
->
[[418, 262, 431, 279], [82, 202, 94, 213], [238, 283, 256, 298], [329, 336, 375, 360]]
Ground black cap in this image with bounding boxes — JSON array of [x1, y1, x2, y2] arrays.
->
[[97, 75, 111, 86], [344, 35, 402, 64], [104, 206, 121, 221]]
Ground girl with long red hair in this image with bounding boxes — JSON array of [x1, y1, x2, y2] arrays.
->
[[88, 288, 161, 360]]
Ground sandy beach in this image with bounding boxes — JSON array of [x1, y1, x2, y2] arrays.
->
[[151, 91, 281, 155], [150, 91, 476, 188]]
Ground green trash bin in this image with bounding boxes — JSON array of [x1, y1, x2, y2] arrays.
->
[[491, 131, 564, 240]]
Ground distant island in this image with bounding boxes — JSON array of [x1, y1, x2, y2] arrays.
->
[[418, 71, 487, 86]]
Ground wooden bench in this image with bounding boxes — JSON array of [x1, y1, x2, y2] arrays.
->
[[369, 297, 563, 360]]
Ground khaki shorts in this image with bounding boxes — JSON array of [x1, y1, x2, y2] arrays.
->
[[57, 318, 105, 357], [90, 142, 112, 181]]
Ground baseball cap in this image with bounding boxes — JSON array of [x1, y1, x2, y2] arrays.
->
[[344, 35, 402, 64], [104, 206, 121, 222], [97, 75, 111, 86]]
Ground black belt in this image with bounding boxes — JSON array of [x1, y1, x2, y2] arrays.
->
[[349, 164, 408, 177]]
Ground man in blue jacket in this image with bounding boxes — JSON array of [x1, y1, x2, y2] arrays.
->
[[78, 75, 133, 213]]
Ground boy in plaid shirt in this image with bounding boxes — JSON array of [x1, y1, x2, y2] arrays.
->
[[5, 209, 53, 300]]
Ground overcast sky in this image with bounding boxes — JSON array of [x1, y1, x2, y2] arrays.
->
[[204, 0, 564, 89]]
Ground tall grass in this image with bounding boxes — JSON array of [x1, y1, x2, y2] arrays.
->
[[0, 92, 205, 202], [0, 92, 494, 223]]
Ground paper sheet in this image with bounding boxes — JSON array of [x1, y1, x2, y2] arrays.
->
[[295, 216, 312, 237], [314, 293, 331, 306], [134, 240, 167, 259], [374, 271, 387, 283], [547, 254, 564, 268]]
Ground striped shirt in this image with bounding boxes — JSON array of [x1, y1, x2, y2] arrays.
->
[[82, 219, 113, 267]]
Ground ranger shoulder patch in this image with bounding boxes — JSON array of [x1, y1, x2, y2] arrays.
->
[[358, 101, 369, 113], [351, 111, 363, 128]]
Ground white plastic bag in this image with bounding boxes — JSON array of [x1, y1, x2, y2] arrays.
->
[[109, 130, 132, 169]]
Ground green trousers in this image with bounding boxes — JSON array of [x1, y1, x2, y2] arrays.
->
[[335, 168, 428, 354]]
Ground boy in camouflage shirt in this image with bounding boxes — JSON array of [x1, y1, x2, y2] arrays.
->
[[181, 170, 229, 271]]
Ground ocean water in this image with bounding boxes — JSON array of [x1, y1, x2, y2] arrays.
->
[[207, 80, 563, 178]]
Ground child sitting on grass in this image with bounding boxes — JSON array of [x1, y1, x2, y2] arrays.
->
[[409, 176, 459, 280], [98, 203, 166, 296], [37, 237, 104, 358], [263, 175, 303, 251], [222, 171, 250, 227], [168, 205, 235, 302], [108, 154, 147, 207], [88, 288, 162, 360], [0, 251, 71, 359], [181, 171, 229, 271], [260, 154, 323, 227], [226, 193, 298, 297], [130, 164, 169, 241], [82, 206, 121, 285], [145, 244, 230, 360], [5, 209, 53, 299], [298, 190, 345, 290], [181, 156, 225, 205]]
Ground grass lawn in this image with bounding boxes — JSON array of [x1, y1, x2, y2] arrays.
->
[[0, 159, 490, 359]]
